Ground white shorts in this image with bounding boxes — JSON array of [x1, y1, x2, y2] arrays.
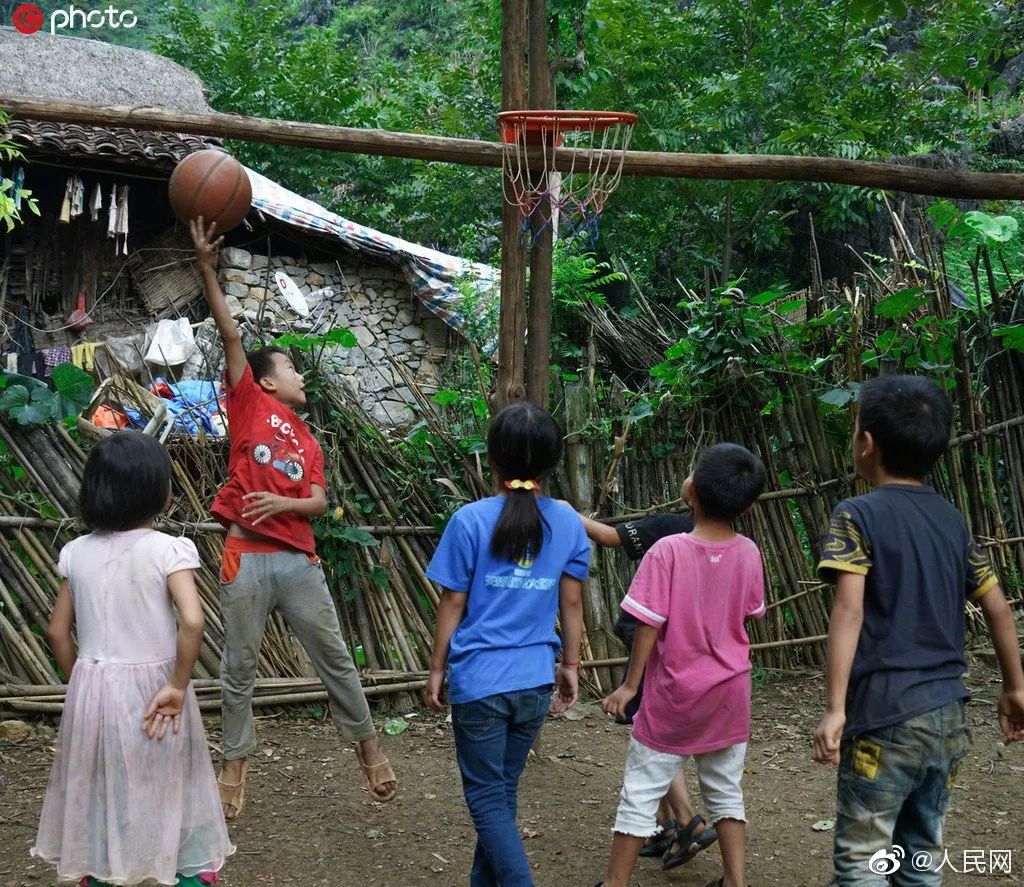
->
[[613, 737, 748, 837]]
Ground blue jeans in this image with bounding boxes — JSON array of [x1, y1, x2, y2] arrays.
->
[[451, 685, 552, 887], [833, 700, 972, 886]]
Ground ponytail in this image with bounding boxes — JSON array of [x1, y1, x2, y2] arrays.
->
[[486, 402, 563, 564], [491, 488, 544, 564]]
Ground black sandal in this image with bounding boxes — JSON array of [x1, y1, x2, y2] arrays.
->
[[662, 815, 718, 870], [638, 818, 678, 858]]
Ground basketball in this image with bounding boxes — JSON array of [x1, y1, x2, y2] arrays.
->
[[168, 149, 252, 233]]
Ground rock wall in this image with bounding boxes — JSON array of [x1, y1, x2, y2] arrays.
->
[[216, 247, 450, 425]]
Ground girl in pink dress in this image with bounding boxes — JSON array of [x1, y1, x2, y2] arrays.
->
[[32, 432, 234, 886]]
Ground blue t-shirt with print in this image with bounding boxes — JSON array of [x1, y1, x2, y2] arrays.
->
[[426, 496, 591, 705]]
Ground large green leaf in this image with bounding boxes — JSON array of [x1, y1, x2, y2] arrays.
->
[[960, 211, 1018, 244], [875, 288, 925, 319], [819, 387, 855, 407], [0, 384, 53, 426], [50, 363, 94, 420], [994, 325, 1024, 353]]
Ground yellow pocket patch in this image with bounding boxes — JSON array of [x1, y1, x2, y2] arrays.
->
[[853, 739, 882, 780], [946, 764, 959, 790]]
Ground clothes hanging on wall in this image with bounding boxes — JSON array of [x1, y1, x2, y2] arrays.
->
[[115, 184, 130, 255], [71, 341, 99, 372], [4, 353, 17, 373], [59, 178, 73, 223], [13, 166, 25, 211], [90, 183, 103, 221], [42, 346, 72, 371], [107, 184, 118, 238], [70, 177, 85, 218]]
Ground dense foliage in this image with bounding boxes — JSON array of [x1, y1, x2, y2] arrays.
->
[[146, 0, 1024, 297]]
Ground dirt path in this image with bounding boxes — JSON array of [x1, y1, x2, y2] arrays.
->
[[2, 666, 1022, 886]]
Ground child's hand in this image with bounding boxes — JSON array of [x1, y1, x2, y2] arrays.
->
[[812, 710, 845, 764], [425, 669, 446, 711], [551, 664, 579, 713], [602, 684, 637, 719], [997, 689, 1024, 743], [189, 216, 224, 270], [143, 684, 186, 740], [242, 492, 293, 526]]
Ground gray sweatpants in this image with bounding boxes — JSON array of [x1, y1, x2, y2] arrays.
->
[[220, 548, 376, 759]]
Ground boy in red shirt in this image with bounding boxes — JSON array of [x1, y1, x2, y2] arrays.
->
[[191, 219, 397, 819]]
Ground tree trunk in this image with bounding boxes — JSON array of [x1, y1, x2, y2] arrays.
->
[[525, 0, 554, 409], [495, 0, 529, 409]]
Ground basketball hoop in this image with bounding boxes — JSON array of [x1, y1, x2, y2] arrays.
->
[[498, 110, 638, 248]]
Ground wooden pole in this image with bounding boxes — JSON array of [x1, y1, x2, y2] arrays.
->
[[5, 97, 1024, 198], [525, 0, 554, 409], [496, 1, 529, 409]]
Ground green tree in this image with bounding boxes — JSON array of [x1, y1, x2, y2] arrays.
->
[[0, 112, 39, 232]]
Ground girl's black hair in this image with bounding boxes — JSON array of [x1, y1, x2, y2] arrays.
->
[[79, 431, 172, 532], [488, 401, 564, 563]]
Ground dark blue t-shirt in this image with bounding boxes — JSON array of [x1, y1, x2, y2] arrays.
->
[[426, 496, 591, 704], [817, 484, 998, 737]]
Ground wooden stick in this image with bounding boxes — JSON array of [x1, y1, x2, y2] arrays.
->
[[0, 515, 436, 536], [578, 633, 829, 670], [5, 97, 1024, 197]]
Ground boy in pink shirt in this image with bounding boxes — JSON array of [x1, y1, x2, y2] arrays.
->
[[596, 443, 767, 887]]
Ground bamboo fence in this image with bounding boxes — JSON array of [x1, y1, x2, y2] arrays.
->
[[2, 221, 1023, 711]]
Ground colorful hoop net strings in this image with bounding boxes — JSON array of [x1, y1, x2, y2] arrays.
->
[[498, 111, 637, 250]]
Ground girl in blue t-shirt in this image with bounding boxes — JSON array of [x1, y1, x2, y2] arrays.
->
[[426, 401, 590, 887]]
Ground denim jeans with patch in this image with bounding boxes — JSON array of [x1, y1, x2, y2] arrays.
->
[[451, 685, 552, 887], [833, 700, 972, 886]]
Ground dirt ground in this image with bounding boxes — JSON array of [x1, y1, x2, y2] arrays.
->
[[2, 665, 1022, 887]]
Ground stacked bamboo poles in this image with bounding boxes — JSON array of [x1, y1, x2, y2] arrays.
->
[[2, 219, 1023, 702]]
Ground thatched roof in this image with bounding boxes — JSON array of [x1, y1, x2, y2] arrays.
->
[[0, 27, 211, 113], [0, 27, 217, 168]]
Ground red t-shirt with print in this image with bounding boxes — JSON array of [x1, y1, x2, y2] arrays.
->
[[211, 364, 325, 555]]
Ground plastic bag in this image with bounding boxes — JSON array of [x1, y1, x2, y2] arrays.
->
[[144, 318, 197, 366]]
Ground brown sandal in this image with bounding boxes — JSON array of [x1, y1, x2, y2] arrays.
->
[[218, 758, 248, 821], [355, 744, 398, 802]]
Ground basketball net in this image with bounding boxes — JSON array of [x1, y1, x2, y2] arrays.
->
[[499, 111, 637, 250]]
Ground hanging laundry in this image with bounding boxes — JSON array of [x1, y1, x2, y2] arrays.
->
[[5, 353, 18, 373], [11, 305, 34, 375], [115, 184, 130, 255], [71, 342, 99, 373], [70, 176, 85, 218], [13, 166, 24, 211], [90, 182, 103, 221], [59, 177, 73, 223], [32, 352, 48, 382], [42, 346, 72, 372], [107, 184, 118, 238]]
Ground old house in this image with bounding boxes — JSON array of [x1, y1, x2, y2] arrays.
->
[[0, 27, 496, 426]]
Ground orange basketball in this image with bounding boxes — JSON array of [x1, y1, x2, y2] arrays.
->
[[168, 150, 252, 233]]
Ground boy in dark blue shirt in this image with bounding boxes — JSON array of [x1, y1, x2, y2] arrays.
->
[[814, 375, 1024, 886]]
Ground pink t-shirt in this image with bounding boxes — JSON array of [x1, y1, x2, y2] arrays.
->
[[621, 533, 766, 755]]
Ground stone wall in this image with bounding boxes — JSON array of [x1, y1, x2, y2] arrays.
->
[[216, 246, 451, 425]]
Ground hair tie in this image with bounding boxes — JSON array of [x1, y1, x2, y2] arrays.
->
[[504, 479, 539, 491]]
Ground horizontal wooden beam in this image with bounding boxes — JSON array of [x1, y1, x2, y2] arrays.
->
[[3, 96, 1024, 199]]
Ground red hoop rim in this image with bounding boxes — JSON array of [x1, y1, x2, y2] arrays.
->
[[497, 109, 638, 144]]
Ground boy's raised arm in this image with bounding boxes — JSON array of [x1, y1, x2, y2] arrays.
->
[[190, 217, 247, 388]]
